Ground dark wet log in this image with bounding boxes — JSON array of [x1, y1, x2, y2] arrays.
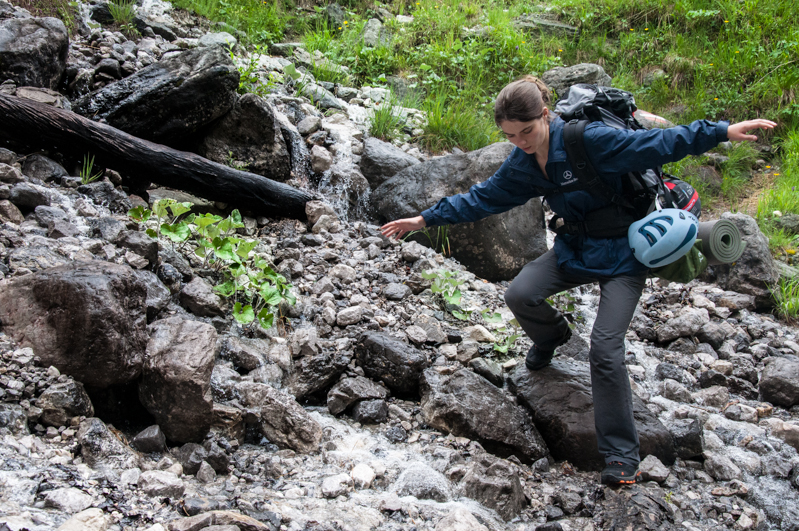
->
[[0, 94, 313, 219]]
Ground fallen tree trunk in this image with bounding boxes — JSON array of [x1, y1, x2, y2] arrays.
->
[[0, 94, 314, 219]]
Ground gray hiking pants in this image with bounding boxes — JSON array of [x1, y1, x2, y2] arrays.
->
[[504, 249, 646, 466]]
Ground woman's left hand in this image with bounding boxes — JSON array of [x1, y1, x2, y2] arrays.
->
[[727, 119, 777, 141]]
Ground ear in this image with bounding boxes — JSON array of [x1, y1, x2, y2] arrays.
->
[[541, 107, 549, 119]]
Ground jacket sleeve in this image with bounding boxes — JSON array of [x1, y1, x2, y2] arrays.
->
[[582, 119, 729, 175], [420, 157, 537, 227]]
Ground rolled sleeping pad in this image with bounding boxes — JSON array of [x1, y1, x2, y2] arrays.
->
[[697, 220, 746, 266]]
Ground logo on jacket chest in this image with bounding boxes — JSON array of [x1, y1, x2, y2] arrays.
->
[[560, 170, 578, 185]]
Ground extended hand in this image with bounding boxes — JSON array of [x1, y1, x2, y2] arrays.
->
[[727, 119, 777, 142], [381, 215, 426, 241]]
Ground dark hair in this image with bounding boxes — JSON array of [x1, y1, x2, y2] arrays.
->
[[494, 76, 552, 126]]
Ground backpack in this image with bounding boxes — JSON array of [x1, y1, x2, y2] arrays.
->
[[548, 84, 701, 239]]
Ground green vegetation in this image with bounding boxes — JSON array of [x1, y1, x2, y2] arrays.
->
[[129, 199, 296, 330], [770, 276, 799, 322], [79, 154, 103, 185], [369, 95, 404, 142]]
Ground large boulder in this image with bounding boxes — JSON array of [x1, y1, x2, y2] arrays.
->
[[355, 332, 429, 397], [708, 213, 779, 310], [0, 17, 68, 90], [139, 317, 217, 443], [420, 368, 548, 463], [508, 359, 676, 471], [327, 376, 388, 415], [759, 356, 799, 408], [73, 45, 239, 146], [197, 93, 292, 182], [543, 63, 612, 98], [0, 261, 148, 388], [236, 381, 322, 454], [35, 381, 94, 427], [372, 142, 547, 281], [359, 137, 420, 188], [286, 349, 352, 400], [457, 454, 526, 521]]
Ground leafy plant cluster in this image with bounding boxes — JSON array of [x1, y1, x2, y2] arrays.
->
[[128, 199, 295, 330]]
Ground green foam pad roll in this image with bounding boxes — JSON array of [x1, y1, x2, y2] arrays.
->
[[697, 220, 746, 266]]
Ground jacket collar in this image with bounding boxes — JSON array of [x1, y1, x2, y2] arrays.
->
[[506, 115, 568, 172]]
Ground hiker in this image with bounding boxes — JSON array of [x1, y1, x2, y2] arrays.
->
[[380, 76, 776, 485]]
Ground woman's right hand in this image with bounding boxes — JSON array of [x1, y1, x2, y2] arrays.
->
[[381, 215, 426, 241]]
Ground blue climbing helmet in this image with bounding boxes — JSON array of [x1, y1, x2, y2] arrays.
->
[[628, 208, 699, 268]]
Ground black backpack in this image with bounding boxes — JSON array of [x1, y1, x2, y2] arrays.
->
[[548, 84, 700, 238]]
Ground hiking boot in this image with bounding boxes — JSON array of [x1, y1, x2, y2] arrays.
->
[[525, 327, 572, 371], [600, 461, 642, 485]]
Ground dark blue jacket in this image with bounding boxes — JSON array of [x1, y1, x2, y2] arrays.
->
[[421, 116, 729, 277]]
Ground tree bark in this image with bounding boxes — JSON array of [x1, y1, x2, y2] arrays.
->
[[0, 94, 314, 219]]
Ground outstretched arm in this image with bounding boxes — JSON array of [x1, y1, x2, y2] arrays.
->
[[381, 215, 426, 241], [727, 119, 777, 141]]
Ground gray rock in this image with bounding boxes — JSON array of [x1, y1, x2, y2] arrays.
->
[[356, 332, 429, 397], [543, 63, 612, 97], [0, 162, 25, 184], [0, 198, 23, 223], [179, 276, 225, 317], [325, 3, 346, 28], [305, 200, 336, 225], [321, 473, 351, 498], [297, 115, 321, 135], [73, 46, 238, 145], [639, 454, 670, 483], [394, 462, 451, 502], [311, 145, 333, 173], [237, 381, 322, 453], [131, 425, 166, 453], [88, 216, 126, 243], [139, 317, 217, 443], [220, 335, 268, 372], [172, 442, 208, 475], [508, 359, 675, 471], [513, 15, 579, 38], [435, 508, 488, 531], [703, 451, 742, 481], [287, 349, 352, 400], [9, 181, 50, 209], [7, 244, 68, 272], [373, 142, 547, 281], [76, 181, 131, 213], [33, 204, 67, 227], [336, 306, 362, 326], [134, 269, 171, 321], [22, 154, 67, 182], [195, 461, 216, 483], [0, 403, 29, 435], [0, 16, 68, 90], [384, 282, 411, 300], [198, 32, 236, 48], [327, 376, 388, 415], [138, 470, 185, 498], [299, 83, 346, 110], [458, 454, 526, 521], [360, 137, 420, 188], [0, 261, 147, 387], [421, 368, 548, 463], [351, 399, 389, 423], [669, 418, 703, 459], [469, 358, 504, 387], [361, 18, 390, 47], [197, 93, 291, 182], [77, 417, 139, 470], [43, 487, 93, 514], [759, 356, 799, 408], [116, 230, 158, 267], [35, 381, 94, 427]]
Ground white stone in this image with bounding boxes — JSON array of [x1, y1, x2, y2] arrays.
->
[[639, 455, 670, 483], [709, 360, 733, 376], [321, 472, 351, 497], [351, 463, 376, 488], [44, 487, 94, 514], [119, 468, 141, 486], [435, 507, 488, 531], [463, 325, 496, 343], [57, 508, 109, 531], [138, 470, 184, 498], [336, 306, 363, 326], [405, 325, 427, 345], [196, 461, 216, 483], [311, 145, 333, 173]]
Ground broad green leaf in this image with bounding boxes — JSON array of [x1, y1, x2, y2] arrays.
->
[[214, 280, 237, 297], [259, 285, 283, 306], [283, 291, 297, 306], [236, 240, 258, 259], [233, 302, 255, 324], [145, 228, 158, 239], [128, 206, 151, 223], [168, 202, 192, 218], [452, 309, 471, 321], [153, 198, 175, 218], [481, 309, 503, 323], [194, 215, 222, 229], [212, 237, 237, 262], [160, 222, 190, 243], [284, 63, 302, 81], [257, 308, 274, 329], [421, 269, 439, 280], [444, 290, 462, 305]]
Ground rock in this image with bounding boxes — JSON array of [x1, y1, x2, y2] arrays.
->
[[9, 181, 50, 209], [356, 332, 429, 397], [361, 18, 389, 47], [57, 508, 110, 531], [297, 115, 321, 135], [0, 403, 29, 435], [321, 473, 351, 498], [384, 282, 411, 300], [327, 376, 388, 415], [305, 200, 336, 225], [179, 276, 226, 317], [76, 181, 131, 213], [139, 317, 217, 443], [0, 198, 23, 223], [35, 381, 94, 427], [360, 137, 420, 188], [73, 46, 239, 146], [692, 385, 729, 408], [43, 487, 93, 514], [195, 461, 216, 483], [172, 443, 208, 475], [435, 508, 488, 531], [22, 154, 67, 182], [351, 463, 376, 489], [138, 470, 185, 498], [77, 417, 139, 470], [299, 82, 346, 110], [286, 349, 351, 400], [0, 16, 68, 90], [661, 378, 692, 402], [543, 63, 612, 97], [373, 142, 547, 281], [329, 263, 356, 284], [508, 359, 675, 470], [117, 230, 158, 267], [709, 213, 780, 310], [336, 306, 362, 326], [469, 358, 503, 387], [311, 145, 333, 173], [639, 454, 670, 483], [166, 511, 273, 531], [0, 163, 24, 184], [513, 15, 578, 38], [759, 356, 799, 408], [394, 462, 451, 502], [703, 451, 742, 481], [131, 425, 166, 453], [658, 307, 708, 342], [421, 368, 548, 463], [405, 325, 427, 344], [669, 418, 703, 459], [458, 453, 525, 521], [351, 399, 389, 423], [237, 381, 322, 453], [134, 269, 171, 321], [0, 261, 147, 387], [197, 93, 291, 182], [7, 244, 68, 272]]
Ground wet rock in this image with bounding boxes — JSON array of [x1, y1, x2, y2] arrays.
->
[[669, 418, 703, 459], [385, 425, 408, 443], [759, 356, 799, 408], [704, 451, 742, 480], [310, 145, 333, 173], [351, 463, 376, 489], [298, 83, 346, 110], [116, 230, 158, 267], [286, 349, 351, 400], [139, 317, 217, 443], [0, 198, 23, 223], [139, 470, 185, 498], [0, 16, 68, 90], [421, 368, 548, 463], [0, 403, 29, 435], [639, 454, 670, 483], [77, 181, 132, 213], [327, 376, 388, 415], [132, 425, 166, 453], [197, 93, 291, 182], [542, 64, 612, 96], [360, 137, 420, 188], [9, 181, 50, 209], [73, 46, 239, 145], [394, 462, 451, 502], [458, 453, 525, 521], [77, 417, 139, 470], [237, 381, 322, 453], [35, 380, 94, 427], [0, 261, 147, 387], [351, 399, 389, 423], [43, 487, 93, 514], [196, 460, 216, 483], [134, 269, 171, 321], [693, 385, 729, 408], [508, 359, 675, 470], [305, 200, 336, 225], [356, 331, 429, 397], [22, 154, 67, 182], [321, 472, 351, 498], [597, 484, 674, 530], [0, 163, 25, 184], [374, 142, 547, 281], [179, 276, 226, 317]]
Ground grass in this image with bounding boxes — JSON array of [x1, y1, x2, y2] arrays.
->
[[107, 0, 136, 25], [369, 95, 404, 142], [770, 276, 799, 322]]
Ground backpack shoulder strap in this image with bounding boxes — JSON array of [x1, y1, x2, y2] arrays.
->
[[561, 119, 633, 209]]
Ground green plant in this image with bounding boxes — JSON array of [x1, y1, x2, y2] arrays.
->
[[107, 0, 136, 25], [422, 268, 471, 320], [405, 225, 451, 256], [225, 151, 250, 172], [232, 45, 278, 97], [128, 199, 296, 330], [369, 95, 404, 142], [492, 317, 522, 354], [664, 491, 674, 504], [79, 154, 103, 184]]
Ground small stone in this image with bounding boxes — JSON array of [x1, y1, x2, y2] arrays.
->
[[351, 463, 376, 488], [639, 454, 670, 483], [405, 325, 428, 345], [336, 306, 362, 326], [321, 472, 351, 498], [463, 325, 496, 343], [196, 461, 217, 483]]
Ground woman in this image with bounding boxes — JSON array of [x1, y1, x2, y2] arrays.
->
[[381, 76, 776, 485]]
